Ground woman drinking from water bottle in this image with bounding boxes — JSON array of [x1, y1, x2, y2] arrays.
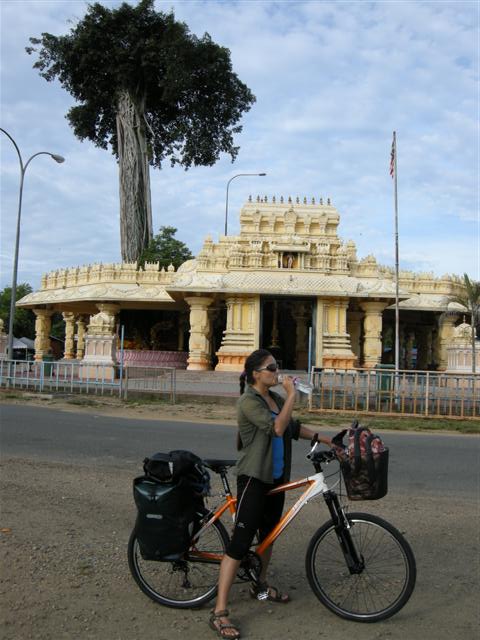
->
[[208, 349, 332, 639]]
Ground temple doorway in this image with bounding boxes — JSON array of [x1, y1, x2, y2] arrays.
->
[[119, 309, 189, 352], [260, 296, 315, 370]]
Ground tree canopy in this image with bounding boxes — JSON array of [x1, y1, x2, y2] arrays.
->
[[138, 226, 193, 270], [27, 0, 255, 170], [0, 284, 35, 339], [27, 0, 255, 261]]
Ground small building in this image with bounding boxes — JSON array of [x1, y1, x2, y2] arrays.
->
[[14, 196, 467, 373]]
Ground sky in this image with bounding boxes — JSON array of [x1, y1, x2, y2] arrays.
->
[[0, 0, 478, 291]]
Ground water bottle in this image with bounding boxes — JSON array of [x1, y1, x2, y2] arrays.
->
[[293, 378, 313, 394], [278, 375, 313, 394]]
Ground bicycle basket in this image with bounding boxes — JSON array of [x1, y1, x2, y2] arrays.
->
[[334, 421, 389, 501], [340, 448, 389, 500]]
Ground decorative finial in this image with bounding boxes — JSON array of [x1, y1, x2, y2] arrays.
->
[[256, 195, 260, 202], [320, 197, 323, 205], [272, 195, 276, 203], [280, 196, 284, 203], [265, 195, 268, 202], [296, 196, 300, 204], [327, 198, 331, 205], [311, 197, 315, 204], [248, 194, 252, 202], [288, 196, 292, 203], [303, 197, 307, 204]]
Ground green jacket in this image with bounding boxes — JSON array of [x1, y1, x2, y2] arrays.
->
[[236, 385, 300, 484]]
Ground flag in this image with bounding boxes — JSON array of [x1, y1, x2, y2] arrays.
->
[[390, 134, 395, 178]]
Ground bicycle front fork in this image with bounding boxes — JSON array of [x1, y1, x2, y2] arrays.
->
[[323, 491, 365, 575]]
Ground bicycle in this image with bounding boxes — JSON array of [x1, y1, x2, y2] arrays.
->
[[128, 438, 416, 622]]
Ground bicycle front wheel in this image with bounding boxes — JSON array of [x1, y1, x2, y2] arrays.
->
[[306, 512, 416, 622], [128, 515, 230, 609]]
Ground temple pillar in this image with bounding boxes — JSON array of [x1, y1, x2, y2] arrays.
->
[[215, 295, 258, 371], [322, 298, 356, 369], [435, 313, 459, 370], [62, 312, 76, 360], [75, 316, 88, 360], [359, 301, 389, 368], [314, 298, 324, 368], [185, 296, 214, 370], [346, 311, 363, 362], [82, 303, 120, 378], [33, 308, 54, 361]]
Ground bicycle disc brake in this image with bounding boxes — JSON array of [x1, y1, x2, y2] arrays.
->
[[237, 551, 262, 583]]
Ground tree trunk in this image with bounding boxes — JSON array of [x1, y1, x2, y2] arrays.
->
[[116, 89, 153, 263]]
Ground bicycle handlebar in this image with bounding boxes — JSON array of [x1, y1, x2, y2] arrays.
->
[[307, 434, 341, 465]]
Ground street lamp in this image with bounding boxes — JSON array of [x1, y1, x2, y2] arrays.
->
[[224, 172, 266, 236], [1, 128, 65, 359]]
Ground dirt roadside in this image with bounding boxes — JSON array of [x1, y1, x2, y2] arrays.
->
[[1, 396, 478, 640]]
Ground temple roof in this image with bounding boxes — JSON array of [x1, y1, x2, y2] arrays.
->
[[16, 198, 466, 310], [168, 262, 404, 298]]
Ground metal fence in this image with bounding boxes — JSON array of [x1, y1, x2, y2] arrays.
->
[[308, 368, 479, 419], [0, 359, 123, 396], [123, 366, 176, 403], [0, 360, 177, 403]]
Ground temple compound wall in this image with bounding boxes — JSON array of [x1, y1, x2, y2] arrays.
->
[[16, 196, 468, 374]]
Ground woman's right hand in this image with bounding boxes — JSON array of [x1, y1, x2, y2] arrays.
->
[[281, 375, 296, 396]]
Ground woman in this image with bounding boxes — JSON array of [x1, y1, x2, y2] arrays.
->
[[209, 349, 332, 639]]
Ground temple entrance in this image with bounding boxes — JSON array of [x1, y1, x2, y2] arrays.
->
[[382, 309, 439, 370], [119, 309, 189, 351], [260, 296, 315, 370]]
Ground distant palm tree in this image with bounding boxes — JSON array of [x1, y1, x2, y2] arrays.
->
[[448, 274, 480, 373]]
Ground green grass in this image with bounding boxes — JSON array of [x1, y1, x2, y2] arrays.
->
[[297, 410, 479, 434]]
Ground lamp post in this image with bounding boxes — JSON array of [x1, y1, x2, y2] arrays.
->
[[1, 128, 65, 359], [224, 172, 266, 236]]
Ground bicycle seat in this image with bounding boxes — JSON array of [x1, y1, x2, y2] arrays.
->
[[203, 459, 236, 473]]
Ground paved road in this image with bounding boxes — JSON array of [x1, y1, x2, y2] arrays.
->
[[1, 403, 479, 640], [1, 404, 478, 497]]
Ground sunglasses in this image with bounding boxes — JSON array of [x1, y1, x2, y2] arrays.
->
[[255, 362, 279, 372]]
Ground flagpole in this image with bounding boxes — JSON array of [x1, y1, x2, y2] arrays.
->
[[392, 131, 400, 375]]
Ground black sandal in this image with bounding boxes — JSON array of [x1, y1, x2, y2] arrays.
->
[[209, 609, 241, 639], [249, 582, 290, 603]]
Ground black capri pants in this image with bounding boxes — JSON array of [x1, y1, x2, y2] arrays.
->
[[226, 474, 285, 561]]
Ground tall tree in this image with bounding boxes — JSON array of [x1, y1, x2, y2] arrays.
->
[[138, 226, 193, 270], [27, 0, 255, 262], [448, 273, 480, 373]]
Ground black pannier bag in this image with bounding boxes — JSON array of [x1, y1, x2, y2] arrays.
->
[[133, 450, 210, 561], [133, 476, 198, 561], [333, 420, 389, 501]]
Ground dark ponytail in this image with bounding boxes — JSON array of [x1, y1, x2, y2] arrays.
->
[[239, 371, 247, 395]]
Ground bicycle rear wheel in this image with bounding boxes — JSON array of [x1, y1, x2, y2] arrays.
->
[[306, 512, 416, 622], [128, 513, 229, 609]]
